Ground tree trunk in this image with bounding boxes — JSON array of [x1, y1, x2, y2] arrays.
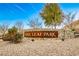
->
[[54, 24, 56, 29], [55, 26, 56, 29]]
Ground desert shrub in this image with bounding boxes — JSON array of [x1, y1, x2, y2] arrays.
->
[[31, 39, 34, 42], [61, 38, 64, 41], [8, 26, 17, 35], [11, 33, 23, 43], [71, 28, 75, 31], [2, 34, 11, 41], [2, 26, 23, 43]]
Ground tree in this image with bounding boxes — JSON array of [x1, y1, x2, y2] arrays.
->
[[40, 3, 64, 29], [64, 12, 76, 30], [62, 12, 76, 39], [0, 24, 9, 36], [15, 21, 24, 32], [27, 18, 42, 29], [14, 21, 24, 37]]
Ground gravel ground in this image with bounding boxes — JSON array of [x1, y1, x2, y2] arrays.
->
[[0, 38, 79, 56]]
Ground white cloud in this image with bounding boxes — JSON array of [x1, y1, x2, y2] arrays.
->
[[14, 4, 26, 13]]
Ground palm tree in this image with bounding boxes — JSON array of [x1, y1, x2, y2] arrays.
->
[[40, 3, 64, 29]]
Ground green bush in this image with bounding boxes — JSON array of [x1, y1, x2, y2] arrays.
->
[[2, 34, 11, 41], [11, 33, 23, 43], [8, 26, 17, 35], [71, 28, 75, 31], [2, 26, 23, 43]]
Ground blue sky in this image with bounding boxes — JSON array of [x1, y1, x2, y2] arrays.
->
[[0, 3, 79, 28]]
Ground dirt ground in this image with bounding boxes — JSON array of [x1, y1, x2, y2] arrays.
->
[[0, 38, 79, 56]]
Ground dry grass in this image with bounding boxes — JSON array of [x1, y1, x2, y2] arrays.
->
[[0, 38, 79, 56]]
